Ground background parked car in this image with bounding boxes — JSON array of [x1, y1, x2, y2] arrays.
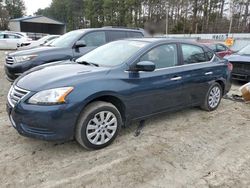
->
[[0, 32, 32, 50], [5, 27, 147, 81], [19, 35, 60, 50], [6, 39, 232, 149], [225, 44, 250, 81], [201, 42, 234, 58], [4, 31, 30, 39]]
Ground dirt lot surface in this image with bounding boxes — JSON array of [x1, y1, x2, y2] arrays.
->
[[0, 51, 250, 188]]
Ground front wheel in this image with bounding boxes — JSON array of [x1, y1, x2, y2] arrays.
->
[[201, 83, 222, 111], [75, 101, 122, 150]]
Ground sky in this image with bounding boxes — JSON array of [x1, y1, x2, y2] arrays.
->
[[24, 0, 52, 15]]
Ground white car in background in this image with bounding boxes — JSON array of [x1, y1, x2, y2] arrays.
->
[[19, 35, 60, 50], [0, 32, 32, 50]]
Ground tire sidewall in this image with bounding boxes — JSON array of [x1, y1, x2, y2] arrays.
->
[[206, 83, 222, 111], [79, 105, 122, 150]]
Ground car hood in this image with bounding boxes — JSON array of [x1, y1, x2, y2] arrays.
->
[[16, 61, 110, 91], [9, 46, 61, 56], [225, 54, 250, 63]]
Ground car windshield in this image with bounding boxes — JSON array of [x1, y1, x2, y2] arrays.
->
[[238, 45, 250, 55], [50, 30, 84, 48], [76, 40, 148, 67]]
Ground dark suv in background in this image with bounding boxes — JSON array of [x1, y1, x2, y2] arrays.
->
[[5, 27, 147, 81]]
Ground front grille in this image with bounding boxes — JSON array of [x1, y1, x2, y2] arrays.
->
[[231, 62, 250, 74], [8, 86, 30, 107], [6, 56, 15, 65]]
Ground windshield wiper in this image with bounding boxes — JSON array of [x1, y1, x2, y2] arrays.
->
[[76, 61, 99, 67]]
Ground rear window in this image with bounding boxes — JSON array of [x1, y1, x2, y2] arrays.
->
[[108, 31, 127, 41], [127, 32, 143, 38]]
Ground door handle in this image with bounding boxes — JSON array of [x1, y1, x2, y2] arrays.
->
[[170, 76, 182, 81], [205, 71, 213, 75]]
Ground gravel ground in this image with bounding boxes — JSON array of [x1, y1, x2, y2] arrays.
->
[[0, 50, 250, 188]]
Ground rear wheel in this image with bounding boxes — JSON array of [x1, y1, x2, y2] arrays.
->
[[75, 101, 122, 150], [201, 83, 222, 111]]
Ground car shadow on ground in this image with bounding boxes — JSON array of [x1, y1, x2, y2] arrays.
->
[[13, 107, 199, 154]]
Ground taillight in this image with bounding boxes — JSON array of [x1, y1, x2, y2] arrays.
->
[[228, 62, 233, 71]]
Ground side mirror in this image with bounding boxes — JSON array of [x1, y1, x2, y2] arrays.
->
[[132, 61, 156, 72], [75, 40, 86, 48]]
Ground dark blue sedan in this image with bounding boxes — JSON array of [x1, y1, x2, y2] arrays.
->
[[7, 39, 232, 149], [225, 44, 250, 81]]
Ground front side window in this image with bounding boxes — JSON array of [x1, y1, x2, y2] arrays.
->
[[77, 40, 148, 67], [80, 31, 106, 47], [181, 44, 207, 64], [0, 34, 4, 39], [141, 44, 178, 69], [51, 30, 84, 48]]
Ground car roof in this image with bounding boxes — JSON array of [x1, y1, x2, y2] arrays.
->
[[123, 38, 208, 47], [73, 27, 145, 33], [0, 32, 20, 36]]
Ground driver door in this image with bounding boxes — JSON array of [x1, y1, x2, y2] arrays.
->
[[125, 43, 186, 118], [73, 31, 107, 58]]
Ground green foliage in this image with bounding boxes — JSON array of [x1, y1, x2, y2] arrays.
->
[[5, 0, 25, 18], [35, 0, 250, 33]]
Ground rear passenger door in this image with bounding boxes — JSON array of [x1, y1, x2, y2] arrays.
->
[[73, 31, 107, 58], [180, 43, 218, 105]]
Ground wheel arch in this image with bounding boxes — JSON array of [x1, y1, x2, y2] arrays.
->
[[80, 93, 127, 127], [215, 79, 225, 94]]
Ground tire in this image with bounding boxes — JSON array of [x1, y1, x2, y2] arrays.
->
[[201, 83, 223, 111], [75, 101, 122, 150]]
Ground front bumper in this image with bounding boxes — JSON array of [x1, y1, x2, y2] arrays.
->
[[4, 61, 33, 82], [6, 101, 80, 141], [232, 73, 250, 81]]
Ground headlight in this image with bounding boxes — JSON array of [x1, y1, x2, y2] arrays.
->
[[14, 55, 37, 63], [28, 87, 74, 105]]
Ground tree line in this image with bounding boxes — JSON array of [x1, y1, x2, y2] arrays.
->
[[0, 0, 249, 34], [0, 0, 25, 30]]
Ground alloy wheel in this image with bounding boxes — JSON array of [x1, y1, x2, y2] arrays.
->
[[208, 86, 221, 109], [86, 111, 118, 145]]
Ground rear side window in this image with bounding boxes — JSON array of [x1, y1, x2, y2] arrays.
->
[[0, 34, 4, 39], [206, 51, 214, 61], [217, 44, 227, 52], [108, 31, 127, 41], [81, 31, 106, 47], [128, 32, 143, 38], [181, 44, 207, 64], [141, 44, 178, 69]]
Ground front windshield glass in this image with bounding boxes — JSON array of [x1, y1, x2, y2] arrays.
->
[[76, 40, 148, 67], [238, 45, 250, 55], [50, 30, 83, 48]]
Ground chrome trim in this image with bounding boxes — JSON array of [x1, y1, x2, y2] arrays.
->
[[7, 85, 30, 108], [9, 114, 16, 128], [5, 56, 15, 65], [170, 76, 182, 81], [205, 72, 213, 75], [125, 60, 214, 73], [124, 55, 216, 73]]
